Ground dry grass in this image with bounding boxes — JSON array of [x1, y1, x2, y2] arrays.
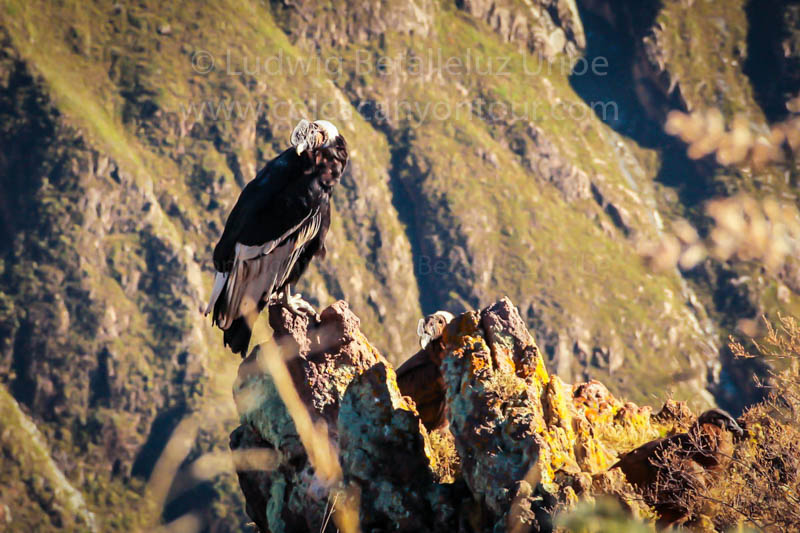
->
[[708, 315, 800, 531], [706, 410, 800, 532], [593, 422, 661, 464], [484, 367, 528, 402], [640, 315, 800, 531], [428, 428, 461, 484]]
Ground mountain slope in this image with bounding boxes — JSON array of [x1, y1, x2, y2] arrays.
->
[[0, 0, 797, 530]]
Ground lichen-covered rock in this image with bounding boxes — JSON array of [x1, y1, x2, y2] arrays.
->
[[231, 300, 386, 532], [441, 302, 546, 522], [438, 298, 676, 529], [231, 298, 713, 532], [229, 424, 282, 532], [338, 362, 463, 531]]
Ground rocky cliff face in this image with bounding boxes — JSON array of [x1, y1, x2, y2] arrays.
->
[[0, 0, 797, 530]]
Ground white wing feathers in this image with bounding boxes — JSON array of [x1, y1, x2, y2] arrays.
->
[[205, 211, 322, 330], [205, 271, 228, 316]]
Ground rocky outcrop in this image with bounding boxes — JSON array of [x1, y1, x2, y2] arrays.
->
[[269, 0, 436, 47], [457, 0, 586, 60], [337, 362, 466, 531], [231, 301, 386, 532], [230, 298, 714, 531], [507, 123, 592, 203]]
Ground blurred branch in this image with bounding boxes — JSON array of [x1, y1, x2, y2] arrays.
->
[[665, 97, 800, 169]]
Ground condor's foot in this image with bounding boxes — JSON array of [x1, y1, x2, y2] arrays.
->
[[279, 286, 320, 322]]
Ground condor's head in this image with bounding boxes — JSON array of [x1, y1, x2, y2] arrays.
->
[[695, 408, 745, 439], [291, 119, 348, 187]]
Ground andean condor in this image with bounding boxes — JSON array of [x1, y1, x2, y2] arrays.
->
[[205, 119, 348, 355], [396, 311, 455, 431], [610, 408, 744, 528]]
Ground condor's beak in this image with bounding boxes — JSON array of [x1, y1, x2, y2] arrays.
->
[[419, 334, 432, 350], [295, 130, 325, 155], [417, 318, 430, 349]]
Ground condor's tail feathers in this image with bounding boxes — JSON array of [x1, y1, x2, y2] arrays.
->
[[223, 317, 253, 356], [210, 274, 253, 356]]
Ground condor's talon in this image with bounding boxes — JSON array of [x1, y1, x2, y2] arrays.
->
[[286, 294, 318, 318], [280, 286, 320, 322]]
